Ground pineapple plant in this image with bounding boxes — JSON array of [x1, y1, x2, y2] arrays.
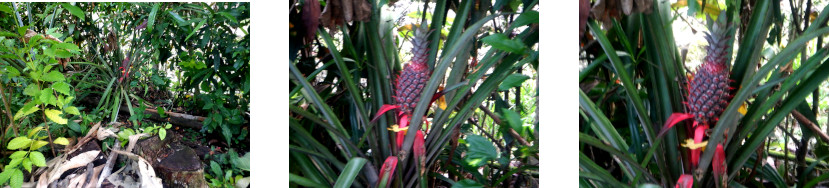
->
[[658, 14, 732, 179], [372, 24, 443, 148]]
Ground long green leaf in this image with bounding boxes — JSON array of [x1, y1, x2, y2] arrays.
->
[[402, 13, 502, 160], [333, 157, 367, 188], [289, 173, 328, 188], [722, 45, 829, 180], [703, 22, 829, 180], [579, 133, 655, 182]]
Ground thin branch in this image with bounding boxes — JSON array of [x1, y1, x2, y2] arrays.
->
[[478, 106, 532, 146], [791, 110, 829, 143]]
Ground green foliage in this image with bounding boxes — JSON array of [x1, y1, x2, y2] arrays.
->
[[463, 135, 499, 168], [289, 0, 539, 187], [205, 149, 249, 188], [0, 127, 67, 188], [580, 1, 829, 187]]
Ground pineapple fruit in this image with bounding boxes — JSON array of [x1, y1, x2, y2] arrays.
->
[[372, 24, 442, 149], [658, 13, 732, 181]]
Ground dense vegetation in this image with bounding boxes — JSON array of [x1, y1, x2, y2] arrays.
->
[[0, 2, 249, 187], [580, 0, 829, 187], [289, 0, 539, 187]]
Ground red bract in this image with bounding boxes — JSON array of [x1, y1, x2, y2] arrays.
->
[[690, 125, 708, 168], [378, 156, 398, 187], [414, 130, 425, 159], [675, 174, 693, 188], [713, 143, 726, 178]]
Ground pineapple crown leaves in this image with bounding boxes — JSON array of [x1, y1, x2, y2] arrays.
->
[[703, 11, 735, 67], [407, 24, 435, 65]]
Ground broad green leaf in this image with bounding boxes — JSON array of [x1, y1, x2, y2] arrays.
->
[[10, 169, 22, 188], [510, 10, 538, 30], [7, 137, 31, 150], [210, 161, 222, 177], [159, 128, 166, 140], [45, 109, 67, 124], [157, 107, 166, 117], [23, 84, 40, 96], [5, 66, 19, 77], [42, 70, 65, 82], [9, 151, 26, 159], [452, 179, 483, 188], [0, 4, 12, 15], [28, 126, 43, 138], [30, 140, 49, 150], [40, 88, 57, 106], [230, 151, 250, 171], [68, 120, 81, 133], [54, 42, 80, 53], [53, 137, 69, 145], [22, 158, 31, 172], [481, 33, 526, 54], [14, 101, 38, 120], [221, 123, 232, 144], [65, 106, 80, 115], [501, 108, 523, 133], [498, 73, 530, 91], [464, 135, 498, 167], [8, 158, 22, 169], [51, 81, 71, 95], [29, 151, 46, 167], [168, 11, 188, 26], [17, 25, 29, 36], [148, 3, 160, 31], [186, 19, 207, 41], [218, 12, 238, 23], [61, 3, 85, 21], [0, 166, 11, 184]]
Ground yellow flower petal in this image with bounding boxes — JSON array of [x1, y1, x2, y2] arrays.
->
[[387, 124, 408, 132], [739, 102, 748, 115], [681, 139, 709, 150]]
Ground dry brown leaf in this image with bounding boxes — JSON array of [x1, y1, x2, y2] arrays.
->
[[342, 0, 353, 22], [302, 0, 320, 43], [591, 0, 653, 28], [353, 0, 371, 22], [49, 150, 101, 183], [320, 0, 371, 33], [36, 172, 49, 188], [67, 171, 86, 188], [126, 133, 150, 153], [580, 0, 590, 37], [137, 157, 163, 188]]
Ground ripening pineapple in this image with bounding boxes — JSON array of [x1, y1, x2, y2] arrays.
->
[[395, 26, 432, 115], [659, 14, 733, 170], [372, 24, 444, 148], [687, 19, 733, 126]]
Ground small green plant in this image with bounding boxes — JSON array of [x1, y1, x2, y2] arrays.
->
[[206, 160, 247, 188], [116, 128, 136, 147], [0, 126, 68, 188], [128, 100, 152, 126], [200, 91, 247, 146], [143, 123, 172, 141]]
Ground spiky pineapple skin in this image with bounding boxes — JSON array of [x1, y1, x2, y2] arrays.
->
[[395, 26, 431, 115], [687, 19, 732, 126], [688, 63, 730, 125], [396, 63, 430, 114]]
